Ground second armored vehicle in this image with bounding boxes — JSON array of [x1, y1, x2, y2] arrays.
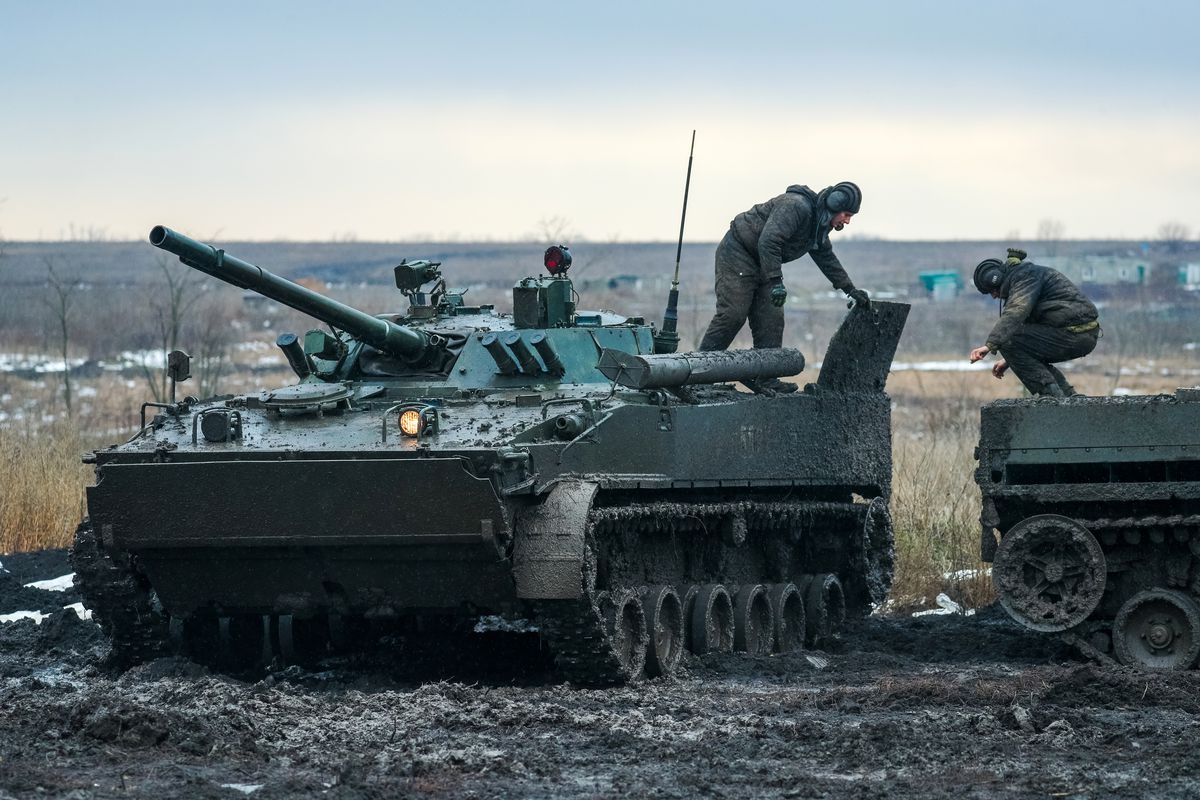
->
[[978, 391, 1200, 669], [75, 225, 909, 684]]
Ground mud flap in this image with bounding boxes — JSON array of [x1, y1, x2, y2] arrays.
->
[[512, 480, 598, 600], [816, 300, 909, 393]]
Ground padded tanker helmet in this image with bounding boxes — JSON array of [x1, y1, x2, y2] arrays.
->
[[973, 258, 1005, 294], [825, 181, 862, 214]]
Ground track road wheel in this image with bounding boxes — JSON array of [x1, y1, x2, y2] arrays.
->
[[768, 583, 805, 653], [643, 586, 684, 678], [604, 589, 648, 680], [690, 584, 734, 655], [994, 515, 1106, 633], [1113, 589, 1200, 670], [732, 585, 775, 655], [804, 573, 846, 647]]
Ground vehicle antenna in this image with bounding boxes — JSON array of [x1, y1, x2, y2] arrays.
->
[[653, 130, 695, 354]]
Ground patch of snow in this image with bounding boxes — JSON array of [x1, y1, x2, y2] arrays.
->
[[1112, 388, 1135, 396], [890, 360, 989, 372], [1, 610, 49, 625], [220, 784, 263, 795], [805, 654, 829, 670], [118, 349, 169, 367], [63, 602, 93, 621], [942, 567, 991, 582], [911, 593, 976, 617], [0, 560, 5, 573], [25, 573, 75, 592]]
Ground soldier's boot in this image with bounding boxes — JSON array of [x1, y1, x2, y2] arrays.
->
[[743, 377, 798, 395], [1048, 366, 1080, 397]]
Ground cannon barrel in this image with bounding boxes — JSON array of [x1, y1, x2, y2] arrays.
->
[[149, 225, 432, 362], [596, 347, 805, 390]]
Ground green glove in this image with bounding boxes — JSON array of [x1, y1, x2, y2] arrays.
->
[[847, 287, 871, 309], [770, 283, 787, 307], [1005, 247, 1027, 267]]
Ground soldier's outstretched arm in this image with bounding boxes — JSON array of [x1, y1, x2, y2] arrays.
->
[[810, 238, 855, 294]]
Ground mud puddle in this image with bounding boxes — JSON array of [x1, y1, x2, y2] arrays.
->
[[2, 549, 1199, 799]]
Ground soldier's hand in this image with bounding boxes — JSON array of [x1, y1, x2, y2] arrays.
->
[[992, 359, 1009, 379], [969, 345, 990, 363], [846, 288, 871, 309], [1005, 247, 1027, 267], [770, 283, 788, 307]]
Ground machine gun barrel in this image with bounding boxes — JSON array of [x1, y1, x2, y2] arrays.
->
[[597, 347, 805, 390], [149, 226, 431, 362]]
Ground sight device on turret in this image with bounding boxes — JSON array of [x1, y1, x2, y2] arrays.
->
[[73, 223, 909, 685]]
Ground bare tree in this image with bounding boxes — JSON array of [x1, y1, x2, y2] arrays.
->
[[1158, 221, 1192, 254], [1036, 218, 1066, 256], [0, 220, 7, 332], [42, 260, 78, 416], [190, 294, 236, 398], [139, 256, 204, 402], [62, 223, 111, 242], [534, 215, 579, 244]]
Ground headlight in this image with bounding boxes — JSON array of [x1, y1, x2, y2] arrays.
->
[[399, 409, 422, 437]]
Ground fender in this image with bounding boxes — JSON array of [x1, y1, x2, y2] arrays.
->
[[512, 480, 598, 600]]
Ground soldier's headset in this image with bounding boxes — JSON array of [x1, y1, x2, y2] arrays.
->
[[973, 258, 1005, 294], [826, 181, 862, 214]]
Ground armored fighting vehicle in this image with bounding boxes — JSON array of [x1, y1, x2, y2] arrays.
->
[[74, 225, 908, 684], [978, 392, 1200, 669]]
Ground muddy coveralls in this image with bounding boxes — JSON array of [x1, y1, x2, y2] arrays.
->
[[985, 261, 1100, 397], [698, 185, 858, 351]]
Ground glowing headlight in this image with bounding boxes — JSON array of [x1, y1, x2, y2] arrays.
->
[[398, 409, 422, 437]]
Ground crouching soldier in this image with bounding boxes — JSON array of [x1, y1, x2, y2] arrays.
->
[[968, 248, 1100, 397]]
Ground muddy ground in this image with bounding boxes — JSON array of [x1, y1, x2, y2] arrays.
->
[[2, 551, 1199, 799]]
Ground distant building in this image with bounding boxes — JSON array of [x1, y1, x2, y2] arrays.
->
[[1180, 263, 1200, 291], [917, 270, 963, 302], [606, 274, 643, 291], [1042, 255, 1149, 287]]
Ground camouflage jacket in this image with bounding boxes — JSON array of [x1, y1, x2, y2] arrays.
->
[[985, 261, 1099, 351], [728, 185, 854, 290]]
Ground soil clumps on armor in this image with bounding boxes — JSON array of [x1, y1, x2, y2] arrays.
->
[[5, 549, 1200, 798]]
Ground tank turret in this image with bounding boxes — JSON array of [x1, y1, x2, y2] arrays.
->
[[149, 225, 441, 366]]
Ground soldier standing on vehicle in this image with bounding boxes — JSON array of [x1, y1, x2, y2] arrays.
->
[[968, 247, 1100, 397], [698, 181, 870, 393]]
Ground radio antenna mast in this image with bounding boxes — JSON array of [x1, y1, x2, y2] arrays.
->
[[653, 130, 695, 354]]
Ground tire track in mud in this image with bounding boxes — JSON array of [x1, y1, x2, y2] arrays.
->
[[3, 550, 1200, 798]]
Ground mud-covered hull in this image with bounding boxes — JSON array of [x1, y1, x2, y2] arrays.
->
[[978, 391, 1200, 669], [78, 227, 910, 683]]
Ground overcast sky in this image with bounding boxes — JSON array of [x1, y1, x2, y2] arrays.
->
[[2, 1, 1198, 242]]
